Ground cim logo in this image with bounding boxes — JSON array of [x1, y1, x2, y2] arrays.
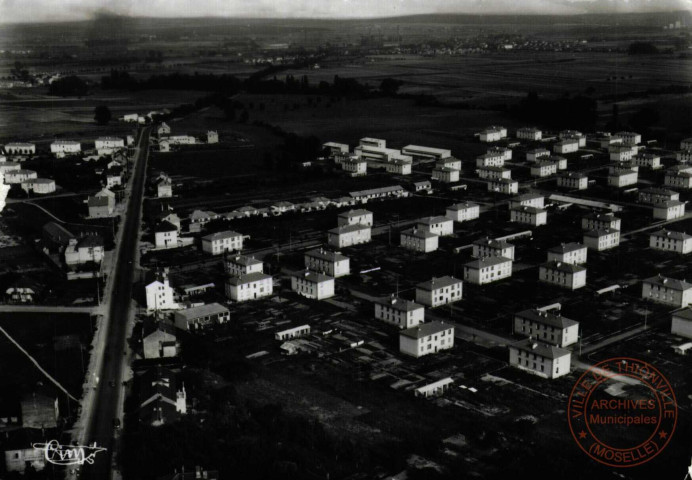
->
[[32, 440, 107, 466]]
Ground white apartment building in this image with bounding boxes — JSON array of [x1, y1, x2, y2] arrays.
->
[[488, 146, 512, 161], [50, 140, 81, 157], [559, 130, 586, 147], [328, 224, 372, 248], [4, 169, 37, 184], [654, 200, 686, 220], [638, 188, 679, 205], [4, 142, 35, 155], [154, 221, 178, 249], [473, 237, 515, 260], [95, 137, 125, 155], [477, 166, 512, 180], [665, 171, 692, 189], [432, 166, 460, 183], [642, 275, 692, 308], [225, 255, 264, 276], [145, 275, 179, 311], [342, 158, 367, 176], [291, 270, 335, 300], [375, 296, 425, 329], [676, 150, 692, 163], [650, 229, 692, 254], [510, 206, 548, 227], [672, 309, 692, 339], [557, 172, 588, 190], [517, 127, 542, 141], [680, 138, 692, 150], [338, 209, 373, 227], [546, 155, 568, 170], [616, 131, 641, 146], [539, 261, 587, 290], [399, 321, 455, 358], [609, 145, 637, 162], [509, 339, 571, 379], [582, 212, 621, 231], [487, 178, 519, 194], [530, 161, 557, 178], [400, 227, 439, 253], [547, 242, 587, 265], [386, 159, 412, 175], [436, 157, 462, 170], [64, 236, 104, 266], [607, 167, 638, 187], [446, 202, 480, 222], [226, 272, 273, 302], [401, 145, 452, 161], [304, 248, 350, 277], [201, 231, 243, 255], [514, 309, 579, 347], [509, 193, 544, 209], [632, 153, 661, 169], [21, 178, 56, 194], [553, 139, 579, 154], [476, 153, 505, 168], [583, 228, 620, 251], [415, 276, 463, 308], [464, 256, 512, 285], [526, 148, 550, 162], [416, 216, 453, 236]]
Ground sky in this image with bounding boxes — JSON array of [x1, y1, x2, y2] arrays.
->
[[0, 0, 690, 24]]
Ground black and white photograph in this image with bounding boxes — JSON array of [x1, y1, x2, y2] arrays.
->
[[0, 0, 691, 479]]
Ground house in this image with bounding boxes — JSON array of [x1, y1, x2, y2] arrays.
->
[[632, 153, 661, 169], [359, 137, 387, 148], [639, 188, 679, 205], [464, 256, 512, 285], [225, 272, 273, 302], [323, 142, 350, 155], [275, 325, 311, 341], [514, 309, 579, 347], [582, 212, 621, 231], [553, 139, 579, 154], [616, 131, 641, 146], [138, 367, 187, 427], [607, 167, 638, 187], [510, 206, 547, 227], [488, 146, 512, 161], [105, 168, 122, 188], [665, 171, 692, 189], [583, 228, 620, 251], [206, 130, 219, 144], [517, 127, 542, 141], [21, 178, 56, 194], [653, 200, 686, 220], [4, 142, 35, 155], [399, 321, 455, 358], [338, 209, 373, 227], [477, 166, 512, 180], [5, 278, 43, 304], [401, 145, 451, 161], [270, 201, 296, 215], [157, 122, 171, 136], [559, 130, 586, 147], [547, 242, 587, 264], [415, 378, 454, 398], [50, 140, 81, 157], [20, 392, 58, 429], [539, 261, 587, 290], [0, 161, 21, 173], [174, 303, 230, 331], [291, 270, 335, 300], [432, 166, 460, 183], [487, 178, 518, 194], [385, 158, 412, 175], [546, 155, 568, 170], [189, 210, 217, 227], [375, 296, 424, 329], [671, 308, 692, 338], [416, 216, 453, 236], [225, 254, 264, 276], [400, 227, 439, 253], [143, 324, 178, 359], [642, 275, 692, 308], [412, 180, 433, 193], [201, 231, 243, 255], [328, 224, 371, 248], [526, 148, 550, 162], [3, 429, 48, 473], [476, 152, 505, 168], [609, 145, 637, 162], [530, 161, 557, 178], [509, 193, 544, 209], [64, 235, 104, 266], [415, 276, 463, 307], [95, 137, 125, 155], [479, 126, 507, 142], [650, 229, 692, 254], [681, 138, 692, 150], [446, 202, 480, 222], [4, 169, 37, 184], [436, 157, 462, 171], [557, 172, 588, 190], [145, 273, 178, 311], [155, 221, 179, 249], [508, 339, 571, 379], [677, 150, 692, 163], [304, 248, 350, 277], [157, 177, 173, 198], [473, 237, 515, 260], [342, 158, 367, 176]]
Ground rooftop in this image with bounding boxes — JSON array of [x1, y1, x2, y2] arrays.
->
[[650, 229, 692, 241], [377, 296, 424, 312], [516, 308, 578, 329], [329, 223, 371, 235], [541, 260, 586, 273], [338, 209, 372, 218], [292, 269, 333, 283], [400, 321, 453, 339], [548, 242, 586, 254], [202, 230, 242, 241], [584, 228, 619, 237], [155, 221, 178, 233], [226, 272, 272, 286], [305, 248, 349, 262], [401, 227, 438, 239], [643, 275, 692, 291], [226, 255, 263, 267], [473, 237, 513, 248], [447, 202, 479, 211], [416, 276, 461, 291], [416, 216, 451, 226], [465, 256, 512, 269], [176, 303, 229, 320], [510, 339, 571, 359]]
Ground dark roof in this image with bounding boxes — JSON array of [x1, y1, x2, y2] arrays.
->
[[155, 221, 178, 233], [400, 321, 453, 339], [548, 242, 586, 254], [540, 260, 586, 273], [376, 296, 424, 312], [509, 339, 571, 359], [673, 308, 692, 321], [643, 275, 692, 291], [650, 229, 691, 241], [465, 256, 512, 269], [77, 235, 104, 249], [88, 196, 110, 207], [416, 276, 461, 291], [226, 272, 272, 286], [473, 237, 513, 249], [42, 221, 75, 244], [515, 309, 578, 329], [292, 270, 333, 283]]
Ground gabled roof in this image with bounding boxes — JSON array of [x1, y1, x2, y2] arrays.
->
[[583, 228, 619, 237], [509, 338, 571, 359], [515, 309, 578, 329], [473, 237, 513, 249], [338, 209, 372, 218], [88, 196, 110, 207], [400, 321, 453, 339], [401, 227, 437, 239], [226, 254, 263, 267], [376, 296, 424, 312], [175, 303, 229, 320], [643, 275, 692, 291], [329, 223, 371, 235], [77, 235, 103, 249], [155, 221, 178, 233], [416, 276, 461, 291], [202, 230, 241, 241], [292, 270, 333, 283], [304, 248, 348, 262], [650, 229, 692, 241], [541, 260, 586, 273], [447, 202, 478, 211], [548, 242, 585, 254], [465, 256, 512, 269], [416, 216, 451, 225], [226, 272, 272, 286]]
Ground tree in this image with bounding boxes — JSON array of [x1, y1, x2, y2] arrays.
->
[[48, 75, 88, 96], [94, 105, 112, 125]]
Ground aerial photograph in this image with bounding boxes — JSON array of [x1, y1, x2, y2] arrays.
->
[[0, 0, 691, 479]]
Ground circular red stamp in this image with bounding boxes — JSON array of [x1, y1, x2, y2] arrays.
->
[[567, 357, 677, 468]]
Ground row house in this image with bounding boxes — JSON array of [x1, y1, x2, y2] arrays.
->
[[473, 237, 515, 260], [432, 166, 460, 183], [446, 202, 480, 222], [416, 216, 453, 236], [338, 209, 373, 227], [464, 256, 512, 285], [4, 142, 36, 155], [553, 139, 579, 154], [510, 206, 547, 227], [276, 325, 311, 341], [547, 242, 587, 265], [638, 188, 679, 205], [526, 148, 550, 162], [653, 200, 686, 220], [650, 229, 692, 254], [5, 169, 37, 184], [488, 178, 518, 194], [225, 254, 264, 277], [477, 166, 512, 180], [530, 161, 557, 178], [201, 231, 243, 255], [399, 321, 455, 358], [665, 171, 692, 189], [517, 127, 542, 141], [509, 193, 544, 209], [513, 309, 579, 347], [607, 167, 638, 187], [415, 276, 463, 308], [400, 227, 439, 253], [539, 261, 587, 290], [583, 228, 620, 251], [632, 153, 661, 169], [95, 137, 125, 155], [291, 270, 335, 300], [557, 172, 588, 190], [225, 272, 273, 302], [375, 296, 425, 329], [582, 212, 621, 231], [509, 339, 571, 379], [304, 248, 350, 277], [328, 224, 371, 248], [642, 275, 692, 308]]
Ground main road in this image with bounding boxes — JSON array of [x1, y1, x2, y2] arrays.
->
[[80, 126, 151, 480]]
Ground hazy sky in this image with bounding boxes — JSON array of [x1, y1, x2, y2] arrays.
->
[[1, 0, 690, 23]]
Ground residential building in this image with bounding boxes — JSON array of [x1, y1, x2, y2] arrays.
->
[[609, 145, 637, 162], [553, 139, 579, 154], [671, 309, 692, 338], [446, 202, 480, 222], [201, 230, 243, 255], [291, 270, 335, 300], [342, 158, 367, 176], [401, 145, 452, 161], [508, 339, 571, 379], [583, 228, 620, 251], [432, 166, 460, 183], [415, 276, 463, 307], [143, 325, 178, 359], [642, 275, 692, 308], [539, 261, 587, 290], [487, 146, 512, 161], [681, 138, 692, 150], [157, 177, 173, 198], [665, 171, 692, 189], [4, 429, 47, 473], [87, 189, 115, 217], [416, 216, 453, 236], [400, 227, 439, 253], [4, 169, 37, 184], [597, 134, 623, 148], [487, 178, 518, 194], [638, 188, 680, 205], [412, 180, 433, 193], [509, 193, 544, 209], [557, 172, 588, 190], [559, 130, 586, 147], [304, 248, 350, 277], [174, 303, 230, 331], [530, 161, 557, 178], [510, 206, 547, 226], [348, 185, 408, 201], [270, 201, 295, 214], [399, 321, 455, 358], [375, 296, 425, 329], [526, 148, 550, 162], [105, 168, 122, 188], [473, 237, 515, 260], [275, 325, 311, 341], [676, 150, 692, 163], [206, 130, 219, 143], [517, 127, 542, 141], [650, 229, 692, 254], [138, 367, 187, 427], [21, 178, 56, 194], [547, 242, 587, 265], [338, 209, 373, 227], [514, 309, 579, 347], [616, 131, 641, 146], [42, 221, 75, 252], [582, 212, 621, 231], [328, 224, 371, 248], [50, 140, 81, 157], [632, 153, 661, 169], [436, 157, 462, 170], [386, 159, 412, 175], [479, 126, 507, 142], [157, 122, 171, 136], [0, 161, 21, 173], [476, 152, 505, 168], [154, 221, 178, 249], [95, 137, 125, 155], [323, 142, 349, 155], [607, 167, 638, 187], [145, 273, 178, 311], [64, 235, 104, 266], [359, 137, 387, 149], [225, 272, 273, 302], [225, 254, 264, 276], [477, 166, 512, 180], [464, 256, 512, 285], [653, 200, 686, 220], [4, 142, 35, 155]]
